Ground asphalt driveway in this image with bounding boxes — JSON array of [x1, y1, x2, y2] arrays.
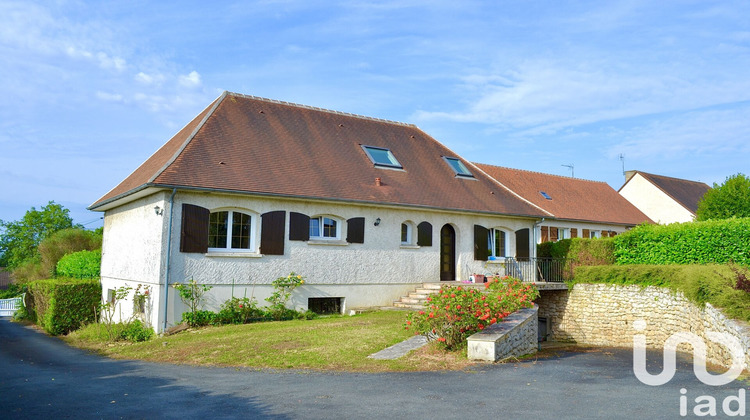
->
[[1, 318, 747, 419]]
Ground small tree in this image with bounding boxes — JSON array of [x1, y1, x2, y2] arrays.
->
[[173, 279, 212, 317], [696, 173, 750, 221], [266, 272, 305, 320], [0, 201, 77, 270]]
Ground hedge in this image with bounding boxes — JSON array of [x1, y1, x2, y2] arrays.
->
[[614, 218, 750, 266], [573, 264, 750, 322], [56, 249, 101, 279], [537, 238, 615, 280], [26, 278, 101, 335]]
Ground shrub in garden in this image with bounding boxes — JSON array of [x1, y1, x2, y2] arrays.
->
[[182, 310, 216, 327], [215, 297, 265, 325], [56, 249, 101, 279], [172, 278, 212, 324], [405, 277, 539, 350], [614, 218, 750, 266], [120, 319, 154, 342], [265, 272, 305, 320], [26, 278, 101, 335]]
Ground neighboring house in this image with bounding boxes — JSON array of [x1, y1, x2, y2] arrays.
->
[[89, 92, 549, 331], [474, 164, 652, 244], [618, 170, 711, 224]]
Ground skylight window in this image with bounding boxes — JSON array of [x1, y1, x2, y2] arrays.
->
[[443, 157, 473, 178], [361, 145, 402, 169], [540, 191, 552, 200]]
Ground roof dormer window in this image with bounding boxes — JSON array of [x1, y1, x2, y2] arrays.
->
[[361, 145, 402, 169], [443, 156, 473, 178]]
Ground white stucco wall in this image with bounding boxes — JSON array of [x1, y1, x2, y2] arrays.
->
[[100, 190, 539, 331], [619, 174, 694, 224], [100, 192, 171, 329]]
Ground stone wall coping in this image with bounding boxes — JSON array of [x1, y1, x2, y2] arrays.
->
[[468, 304, 538, 342]]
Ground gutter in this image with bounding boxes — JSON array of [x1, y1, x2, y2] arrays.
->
[[163, 188, 177, 332]]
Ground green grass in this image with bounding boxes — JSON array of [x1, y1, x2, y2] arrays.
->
[[63, 310, 476, 372], [573, 264, 750, 322]]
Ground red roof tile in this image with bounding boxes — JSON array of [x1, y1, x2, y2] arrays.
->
[[91, 92, 546, 218], [475, 164, 653, 225]]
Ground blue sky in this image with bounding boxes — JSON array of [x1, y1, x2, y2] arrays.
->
[[1, 0, 749, 228]]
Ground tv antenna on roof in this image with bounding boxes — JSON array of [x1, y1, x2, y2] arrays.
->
[[619, 153, 625, 177], [561, 163, 574, 178]]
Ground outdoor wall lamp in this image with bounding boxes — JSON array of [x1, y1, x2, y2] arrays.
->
[[374, 217, 381, 226], [154, 205, 163, 216]]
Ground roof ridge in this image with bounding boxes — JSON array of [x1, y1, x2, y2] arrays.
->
[[148, 91, 228, 183], [634, 170, 710, 186], [474, 162, 609, 185], [226, 91, 416, 128]]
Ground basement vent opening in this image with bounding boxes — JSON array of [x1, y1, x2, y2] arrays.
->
[[308, 297, 343, 315]]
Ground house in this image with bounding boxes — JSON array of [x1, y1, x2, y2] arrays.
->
[[474, 164, 653, 243], [89, 92, 550, 331], [618, 170, 711, 224]]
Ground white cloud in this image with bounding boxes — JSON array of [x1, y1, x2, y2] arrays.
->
[[178, 71, 202, 88]]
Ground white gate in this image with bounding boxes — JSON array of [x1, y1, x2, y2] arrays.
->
[[0, 296, 22, 317]]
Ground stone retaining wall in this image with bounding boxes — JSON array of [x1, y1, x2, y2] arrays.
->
[[467, 305, 538, 362], [537, 283, 750, 369]]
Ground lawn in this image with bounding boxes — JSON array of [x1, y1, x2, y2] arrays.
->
[[63, 310, 475, 372]]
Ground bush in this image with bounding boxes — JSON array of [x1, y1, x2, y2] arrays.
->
[[56, 249, 101, 279], [182, 310, 216, 327], [215, 297, 265, 325], [406, 277, 539, 350], [38, 228, 102, 277], [121, 320, 154, 342], [0, 282, 24, 299], [26, 278, 101, 335], [266, 272, 305, 320], [573, 264, 750, 322], [11, 257, 48, 284], [614, 219, 750, 265]]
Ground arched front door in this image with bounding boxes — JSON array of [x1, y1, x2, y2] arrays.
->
[[440, 224, 456, 281]]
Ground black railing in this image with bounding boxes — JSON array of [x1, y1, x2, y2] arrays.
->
[[489, 257, 570, 283]]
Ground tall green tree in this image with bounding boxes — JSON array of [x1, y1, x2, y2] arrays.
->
[[696, 173, 750, 221], [0, 201, 77, 269]]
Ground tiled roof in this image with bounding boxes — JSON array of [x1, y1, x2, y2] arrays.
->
[[621, 171, 711, 215], [475, 164, 653, 225], [90, 92, 547, 218]]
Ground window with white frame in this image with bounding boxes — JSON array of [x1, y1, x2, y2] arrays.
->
[[401, 222, 414, 245], [310, 216, 340, 240], [590, 230, 601, 239], [560, 228, 571, 240], [488, 228, 509, 258], [208, 210, 253, 251]]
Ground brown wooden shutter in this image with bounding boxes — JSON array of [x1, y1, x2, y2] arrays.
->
[[550, 227, 559, 242], [346, 217, 365, 244], [540, 226, 549, 243], [582, 229, 590, 238], [180, 204, 209, 253], [417, 222, 432, 246], [571, 228, 578, 238], [289, 212, 310, 241], [473, 224, 489, 261], [260, 211, 286, 255]]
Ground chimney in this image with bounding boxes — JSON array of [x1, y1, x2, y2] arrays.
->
[[375, 177, 382, 187]]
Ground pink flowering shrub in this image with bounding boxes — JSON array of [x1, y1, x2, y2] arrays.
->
[[405, 277, 539, 350]]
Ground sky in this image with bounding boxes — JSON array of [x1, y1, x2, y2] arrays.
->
[[1, 0, 749, 228]]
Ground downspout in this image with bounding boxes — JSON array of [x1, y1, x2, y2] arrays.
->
[[163, 188, 177, 332]]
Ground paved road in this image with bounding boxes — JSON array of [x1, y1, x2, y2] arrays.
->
[[1, 318, 747, 419]]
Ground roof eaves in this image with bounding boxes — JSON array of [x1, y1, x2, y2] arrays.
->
[[87, 183, 158, 211]]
